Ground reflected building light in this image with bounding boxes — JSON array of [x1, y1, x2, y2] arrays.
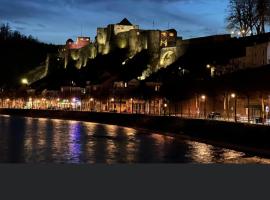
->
[[104, 124, 118, 136], [105, 139, 117, 165], [123, 127, 137, 137], [222, 150, 245, 161], [68, 121, 82, 163], [188, 141, 213, 163], [82, 122, 97, 135]]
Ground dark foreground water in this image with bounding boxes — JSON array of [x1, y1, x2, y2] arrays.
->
[[0, 115, 269, 164]]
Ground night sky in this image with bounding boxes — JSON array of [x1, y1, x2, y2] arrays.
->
[[1, 0, 228, 44]]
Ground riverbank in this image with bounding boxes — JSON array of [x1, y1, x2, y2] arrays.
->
[[1, 108, 270, 157]]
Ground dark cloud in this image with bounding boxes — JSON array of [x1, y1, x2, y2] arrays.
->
[[0, 0, 228, 44]]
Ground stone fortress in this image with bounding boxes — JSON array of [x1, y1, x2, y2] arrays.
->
[[60, 18, 186, 79]]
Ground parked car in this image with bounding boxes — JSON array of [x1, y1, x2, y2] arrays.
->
[[255, 117, 264, 124], [208, 112, 221, 119]]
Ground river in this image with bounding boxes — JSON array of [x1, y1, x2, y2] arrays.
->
[[0, 115, 269, 164]]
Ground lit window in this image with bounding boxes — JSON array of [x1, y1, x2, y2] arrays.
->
[[169, 33, 174, 37]]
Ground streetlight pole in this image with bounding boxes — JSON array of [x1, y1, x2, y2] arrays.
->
[[131, 98, 134, 114], [231, 93, 237, 122], [234, 97, 237, 122], [201, 95, 206, 119], [164, 103, 167, 116], [247, 95, 250, 124]]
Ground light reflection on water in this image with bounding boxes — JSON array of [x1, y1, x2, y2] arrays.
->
[[0, 115, 270, 164]]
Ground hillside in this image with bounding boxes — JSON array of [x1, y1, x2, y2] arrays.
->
[[0, 23, 58, 88]]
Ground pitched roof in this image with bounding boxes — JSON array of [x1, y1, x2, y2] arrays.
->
[[117, 18, 133, 26]]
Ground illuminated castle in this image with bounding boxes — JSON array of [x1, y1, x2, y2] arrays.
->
[[61, 18, 185, 79]]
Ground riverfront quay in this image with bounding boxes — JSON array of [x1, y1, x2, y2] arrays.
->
[[1, 108, 270, 158]]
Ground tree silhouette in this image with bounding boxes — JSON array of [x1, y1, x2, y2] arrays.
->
[[227, 0, 270, 36]]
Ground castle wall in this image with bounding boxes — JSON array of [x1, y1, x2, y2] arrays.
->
[[159, 47, 177, 68], [114, 25, 139, 35], [129, 29, 142, 56], [115, 32, 129, 49], [89, 44, 97, 59], [97, 28, 107, 45], [147, 30, 161, 54], [62, 19, 186, 75]]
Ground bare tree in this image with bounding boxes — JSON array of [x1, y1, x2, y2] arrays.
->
[[256, 0, 270, 34], [227, 0, 270, 36], [227, 0, 254, 36]]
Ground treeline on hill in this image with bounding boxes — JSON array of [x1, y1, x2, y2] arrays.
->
[[0, 23, 58, 88]]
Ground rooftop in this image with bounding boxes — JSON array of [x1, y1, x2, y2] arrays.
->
[[117, 18, 133, 26]]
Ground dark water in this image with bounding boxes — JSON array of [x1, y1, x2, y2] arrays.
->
[[0, 115, 269, 164]]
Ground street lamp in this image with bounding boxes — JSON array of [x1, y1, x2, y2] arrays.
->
[[21, 78, 28, 85], [90, 98, 94, 111], [164, 103, 168, 116], [206, 64, 215, 77], [231, 93, 237, 122], [201, 95, 207, 118], [130, 98, 134, 114], [110, 98, 115, 112]]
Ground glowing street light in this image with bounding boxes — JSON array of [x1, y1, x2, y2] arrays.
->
[[21, 78, 28, 85], [163, 103, 168, 116], [206, 64, 215, 77], [201, 95, 206, 101], [201, 95, 207, 118], [230, 93, 237, 122]]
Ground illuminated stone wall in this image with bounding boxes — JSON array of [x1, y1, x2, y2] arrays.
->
[[113, 24, 139, 35], [60, 20, 186, 77]]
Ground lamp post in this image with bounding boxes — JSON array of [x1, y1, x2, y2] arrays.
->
[[164, 103, 168, 116], [110, 98, 115, 112], [206, 64, 215, 78], [231, 93, 237, 122], [21, 78, 29, 86], [90, 98, 94, 111], [201, 95, 206, 119], [131, 98, 134, 114]]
